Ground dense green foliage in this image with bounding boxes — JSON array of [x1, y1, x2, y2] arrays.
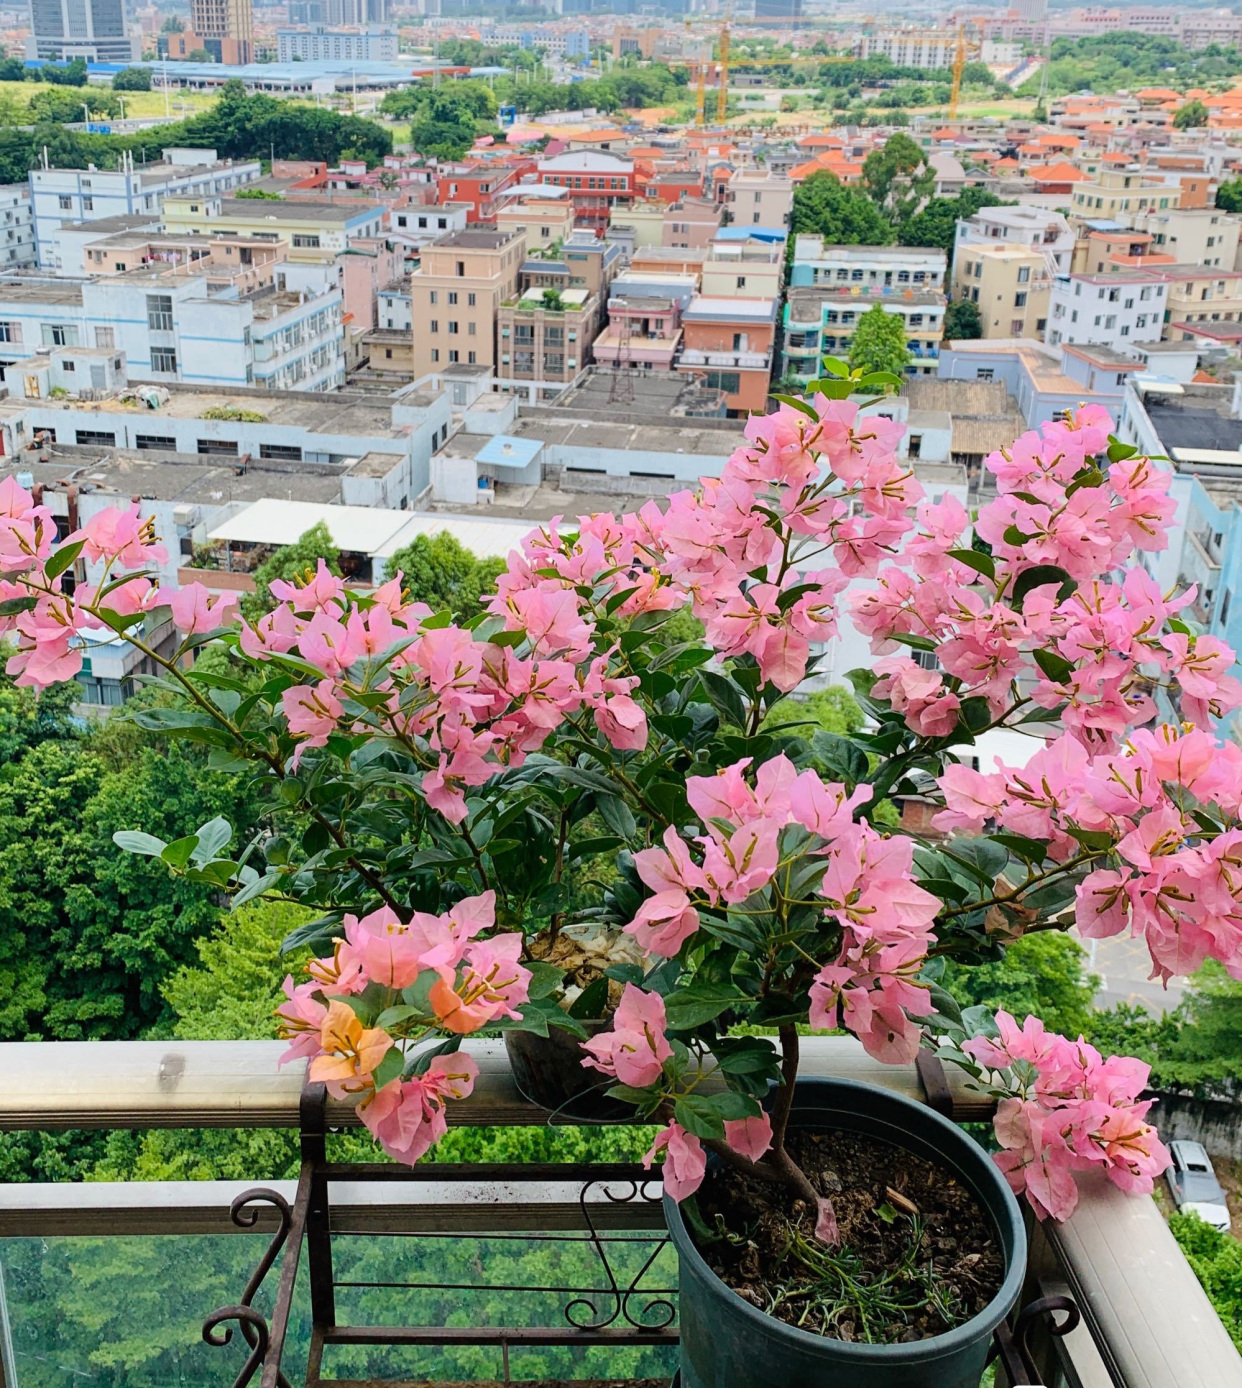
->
[[944, 299, 983, 341], [1017, 33, 1242, 99], [383, 530, 504, 619], [112, 66, 153, 92], [1219, 178, 1242, 213], [0, 56, 86, 84], [861, 132, 934, 225], [1170, 1214, 1242, 1350], [1174, 98, 1210, 130], [241, 520, 341, 621], [848, 303, 911, 377], [897, 189, 1012, 265], [0, 77, 392, 184], [942, 933, 1098, 1040], [791, 171, 896, 245]]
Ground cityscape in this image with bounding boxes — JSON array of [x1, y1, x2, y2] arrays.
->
[[4, 0, 1242, 1383]]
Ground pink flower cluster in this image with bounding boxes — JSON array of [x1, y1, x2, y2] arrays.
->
[[852, 408, 1238, 748], [963, 1012, 1169, 1221], [275, 891, 528, 1163], [622, 753, 938, 1065], [937, 725, 1242, 984]]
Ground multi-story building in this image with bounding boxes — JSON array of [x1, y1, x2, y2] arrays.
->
[[538, 151, 636, 232], [0, 186, 36, 270], [495, 197, 576, 252], [953, 243, 1053, 341], [339, 236, 402, 331], [27, 0, 135, 61], [1160, 267, 1242, 342], [701, 238, 784, 301], [854, 27, 957, 69], [677, 295, 777, 415], [391, 202, 470, 246], [1127, 207, 1241, 271], [1069, 167, 1182, 224], [277, 25, 397, 60], [30, 151, 262, 270], [663, 198, 723, 250], [788, 237, 947, 293], [1045, 271, 1168, 350], [378, 277, 411, 332], [782, 284, 945, 382], [436, 163, 521, 225], [724, 171, 793, 230], [0, 264, 344, 392], [497, 286, 598, 391], [409, 228, 525, 381], [191, 0, 253, 61], [161, 196, 387, 263], [954, 205, 1074, 275]]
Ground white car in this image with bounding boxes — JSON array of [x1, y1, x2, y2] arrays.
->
[[1166, 1140, 1233, 1234]]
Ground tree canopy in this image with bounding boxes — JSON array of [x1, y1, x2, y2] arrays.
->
[[1173, 98, 1210, 130], [112, 66, 152, 91], [847, 303, 910, 377], [383, 530, 505, 618], [242, 520, 340, 620], [861, 132, 934, 225], [791, 171, 895, 246], [897, 188, 1012, 266], [944, 298, 983, 341]]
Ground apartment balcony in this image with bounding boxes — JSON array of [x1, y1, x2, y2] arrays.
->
[[3, 1037, 1238, 1388], [678, 347, 772, 371], [592, 327, 682, 369]]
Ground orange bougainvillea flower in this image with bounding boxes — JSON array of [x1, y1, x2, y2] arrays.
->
[[308, 999, 391, 1095]]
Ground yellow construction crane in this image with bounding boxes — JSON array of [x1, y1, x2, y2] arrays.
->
[[716, 21, 731, 123], [949, 21, 967, 121]]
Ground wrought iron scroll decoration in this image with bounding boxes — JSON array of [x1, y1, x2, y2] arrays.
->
[[201, 1187, 296, 1388], [564, 1177, 677, 1333]]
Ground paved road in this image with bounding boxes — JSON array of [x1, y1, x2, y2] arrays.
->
[[1087, 934, 1184, 1015]]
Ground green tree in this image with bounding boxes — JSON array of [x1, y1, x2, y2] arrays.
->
[[897, 189, 1012, 267], [382, 530, 505, 616], [944, 298, 983, 340], [1170, 1214, 1242, 1350], [186, 48, 212, 61], [790, 171, 895, 245], [241, 520, 340, 620], [112, 65, 152, 91], [1218, 178, 1242, 213], [161, 12, 184, 29], [1173, 98, 1210, 130], [235, 186, 282, 198], [861, 131, 934, 224], [941, 932, 1098, 1039], [847, 303, 910, 377]]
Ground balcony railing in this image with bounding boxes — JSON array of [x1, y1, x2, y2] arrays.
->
[[677, 348, 772, 370], [4, 1037, 1241, 1387]]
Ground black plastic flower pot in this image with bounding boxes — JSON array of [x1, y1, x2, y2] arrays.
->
[[505, 1023, 632, 1122], [664, 1076, 1027, 1388]]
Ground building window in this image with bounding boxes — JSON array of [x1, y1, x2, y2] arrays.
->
[[1014, 292, 1027, 308], [259, 443, 303, 461], [430, 320, 438, 333], [292, 235, 321, 249], [908, 433, 922, 459], [1017, 266, 1031, 284], [94, 326, 113, 349], [467, 322, 476, 335], [448, 291, 458, 305], [0, 321, 20, 344], [75, 429, 116, 446], [448, 321, 458, 334], [146, 294, 174, 331], [150, 346, 177, 373], [467, 350, 477, 364], [43, 324, 78, 348], [448, 349, 459, 363], [468, 293, 476, 307], [431, 348, 439, 362], [430, 291, 438, 305], [456, 261, 465, 277], [58, 196, 72, 210], [135, 433, 176, 450]]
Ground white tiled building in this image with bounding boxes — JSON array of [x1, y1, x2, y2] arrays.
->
[[1045, 271, 1168, 350]]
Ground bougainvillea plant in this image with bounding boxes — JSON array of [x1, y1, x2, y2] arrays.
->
[[0, 359, 1232, 1232]]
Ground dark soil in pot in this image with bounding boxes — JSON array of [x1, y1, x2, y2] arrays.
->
[[505, 1022, 632, 1122], [691, 1127, 1005, 1345]]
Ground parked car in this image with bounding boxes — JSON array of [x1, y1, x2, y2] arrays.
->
[[1166, 1140, 1233, 1233]]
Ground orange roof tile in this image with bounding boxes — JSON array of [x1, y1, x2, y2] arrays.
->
[[1028, 161, 1087, 182], [797, 133, 843, 148], [992, 157, 1021, 170]]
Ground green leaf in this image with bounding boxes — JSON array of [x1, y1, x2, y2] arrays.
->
[[1033, 647, 1075, 685], [1106, 434, 1138, 464], [160, 835, 199, 869], [279, 914, 341, 956], [947, 548, 995, 580], [1017, 703, 1067, 725], [663, 984, 745, 1030], [568, 975, 609, 1021], [190, 815, 233, 866], [371, 1045, 405, 1091], [810, 731, 869, 784], [892, 632, 936, 652], [991, 833, 1051, 864], [1003, 525, 1032, 546], [1011, 565, 1076, 611], [44, 538, 84, 581], [525, 961, 565, 1000], [112, 830, 168, 857], [698, 669, 748, 729], [1065, 823, 1114, 852], [674, 1090, 758, 1140], [596, 793, 636, 840], [0, 595, 36, 617], [376, 1005, 424, 1030], [1065, 467, 1105, 498]]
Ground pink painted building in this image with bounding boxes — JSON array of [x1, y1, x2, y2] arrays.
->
[[337, 237, 402, 332]]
